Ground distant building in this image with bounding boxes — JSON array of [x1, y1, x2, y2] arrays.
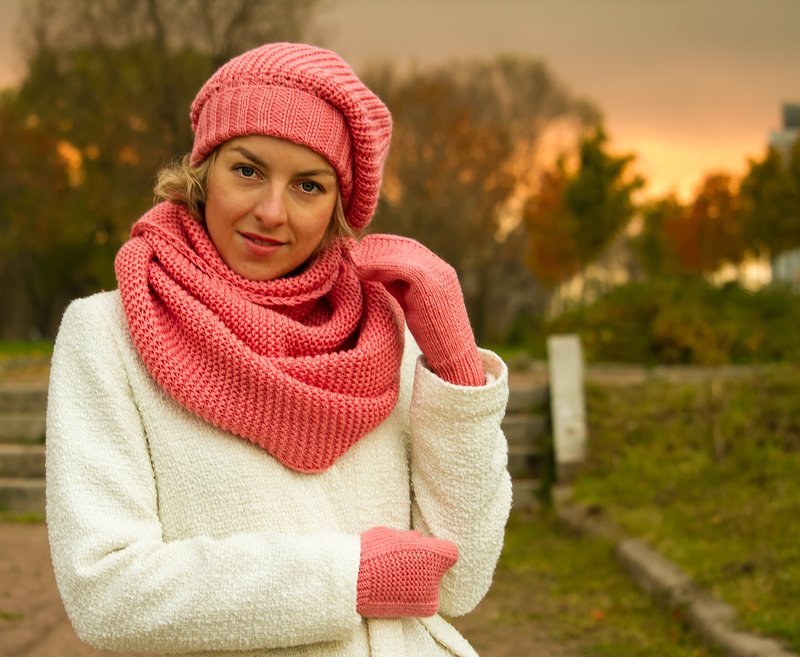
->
[[769, 102, 800, 291], [769, 102, 800, 162], [773, 249, 800, 290]]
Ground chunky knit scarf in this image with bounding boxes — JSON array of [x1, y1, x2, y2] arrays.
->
[[115, 202, 404, 472]]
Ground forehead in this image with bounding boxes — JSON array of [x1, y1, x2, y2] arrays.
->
[[221, 135, 334, 171]]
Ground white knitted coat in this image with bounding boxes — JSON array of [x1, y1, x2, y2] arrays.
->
[[46, 290, 512, 657]]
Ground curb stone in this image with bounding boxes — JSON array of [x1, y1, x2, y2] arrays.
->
[[552, 486, 798, 657]]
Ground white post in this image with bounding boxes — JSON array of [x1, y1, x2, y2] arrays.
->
[[547, 334, 588, 481]]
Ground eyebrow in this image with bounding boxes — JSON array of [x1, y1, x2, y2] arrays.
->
[[229, 145, 337, 178]]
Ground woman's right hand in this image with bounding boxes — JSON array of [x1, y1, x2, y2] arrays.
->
[[348, 234, 485, 387], [356, 527, 459, 618]]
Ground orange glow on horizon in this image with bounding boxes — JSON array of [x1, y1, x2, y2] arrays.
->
[[609, 130, 767, 203]]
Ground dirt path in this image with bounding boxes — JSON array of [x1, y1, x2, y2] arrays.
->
[[0, 522, 156, 657], [0, 521, 580, 657]]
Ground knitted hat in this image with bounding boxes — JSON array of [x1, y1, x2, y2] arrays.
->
[[190, 42, 392, 230]]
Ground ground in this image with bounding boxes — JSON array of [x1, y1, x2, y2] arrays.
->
[[0, 521, 580, 657]]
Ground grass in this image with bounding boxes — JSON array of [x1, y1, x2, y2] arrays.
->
[[0, 511, 46, 524], [0, 341, 52, 385], [0, 341, 53, 360], [457, 509, 719, 656], [0, 610, 25, 621], [572, 366, 800, 652]]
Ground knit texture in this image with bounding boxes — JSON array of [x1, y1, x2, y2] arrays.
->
[[349, 235, 485, 387], [190, 42, 392, 230], [114, 202, 404, 472], [357, 527, 459, 618]]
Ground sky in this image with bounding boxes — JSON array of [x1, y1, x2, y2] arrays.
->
[[1, 0, 798, 201]]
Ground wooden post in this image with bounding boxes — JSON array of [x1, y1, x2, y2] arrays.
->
[[547, 334, 588, 482]]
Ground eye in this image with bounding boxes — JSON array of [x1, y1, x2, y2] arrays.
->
[[299, 180, 323, 194], [234, 165, 258, 178]]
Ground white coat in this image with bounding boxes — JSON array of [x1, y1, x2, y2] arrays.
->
[[46, 290, 512, 657]]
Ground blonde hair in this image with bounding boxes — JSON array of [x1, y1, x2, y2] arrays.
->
[[153, 153, 358, 247], [154, 154, 216, 220]]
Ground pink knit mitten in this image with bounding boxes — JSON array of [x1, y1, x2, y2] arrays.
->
[[349, 235, 485, 386], [356, 527, 459, 618]]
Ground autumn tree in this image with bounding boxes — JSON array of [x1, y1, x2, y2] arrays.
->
[[19, 0, 322, 155], [636, 174, 746, 278], [740, 138, 800, 263], [0, 98, 87, 337], [686, 173, 744, 272], [366, 58, 598, 341], [635, 195, 685, 278], [523, 164, 581, 286], [522, 127, 642, 293]]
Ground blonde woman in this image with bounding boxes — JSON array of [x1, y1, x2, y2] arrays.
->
[[46, 42, 512, 657]]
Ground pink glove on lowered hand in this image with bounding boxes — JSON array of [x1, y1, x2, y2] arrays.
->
[[356, 527, 459, 618], [348, 235, 485, 386]]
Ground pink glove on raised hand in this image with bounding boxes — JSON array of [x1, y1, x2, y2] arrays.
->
[[348, 234, 485, 386], [356, 527, 459, 618]]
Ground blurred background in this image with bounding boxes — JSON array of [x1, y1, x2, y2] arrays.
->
[[1, 4, 799, 655], [0, 0, 798, 365]]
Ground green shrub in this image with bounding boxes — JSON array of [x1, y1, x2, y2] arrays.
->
[[538, 278, 800, 365]]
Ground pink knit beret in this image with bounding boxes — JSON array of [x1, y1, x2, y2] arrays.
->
[[190, 42, 392, 230]]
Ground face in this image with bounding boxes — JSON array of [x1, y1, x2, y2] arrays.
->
[[204, 135, 338, 281]]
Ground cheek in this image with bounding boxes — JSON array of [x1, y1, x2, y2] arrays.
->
[[205, 184, 242, 231], [204, 180, 221, 222], [306, 209, 335, 248], [314, 199, 338, 235], [203, 192, 241, 255], [203, 198, 223, 241]]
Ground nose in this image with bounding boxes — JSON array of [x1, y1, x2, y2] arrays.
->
[[253, 186, 288, 227]]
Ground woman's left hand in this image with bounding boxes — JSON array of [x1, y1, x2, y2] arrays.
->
[[348, 235, 484, 387]]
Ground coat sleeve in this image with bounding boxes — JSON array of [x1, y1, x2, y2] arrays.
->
[[407, 349, 513, 617], [45, 296, 362, 654]]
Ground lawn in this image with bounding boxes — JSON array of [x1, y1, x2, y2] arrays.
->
[[0, 341, 52, 381], [0, 341, 53, 361], [572, 366, 800, 652], [454, 510, 719, 656]]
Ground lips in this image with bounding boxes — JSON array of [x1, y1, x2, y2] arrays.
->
[[240, 231, 284, 247]]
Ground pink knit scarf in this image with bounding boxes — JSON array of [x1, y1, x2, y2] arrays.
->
[[115, 202, 404, 472]]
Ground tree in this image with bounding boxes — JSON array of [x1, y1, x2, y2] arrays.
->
[[636, 174, 746, 278], [564, 128, 644, 274], [679, 173, 744, 274], [635, 195, 685, 278], [0, 98, 71, 337], [522, 127, 643, 293], [366, 57, 598, 341], [523, 165, 581, 287], [19, 0, 322, 155], [740, 138, 800, 262]]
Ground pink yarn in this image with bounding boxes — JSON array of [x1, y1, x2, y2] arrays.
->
[[115, 203, 404, 473], [357, 527, 459, 618], [190, 42, 392, 230]]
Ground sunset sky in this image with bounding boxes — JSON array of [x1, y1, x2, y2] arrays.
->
[[1, 0, 798, 201]]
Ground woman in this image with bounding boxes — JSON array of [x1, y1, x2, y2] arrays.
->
[[46, 42, 512, 657]]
